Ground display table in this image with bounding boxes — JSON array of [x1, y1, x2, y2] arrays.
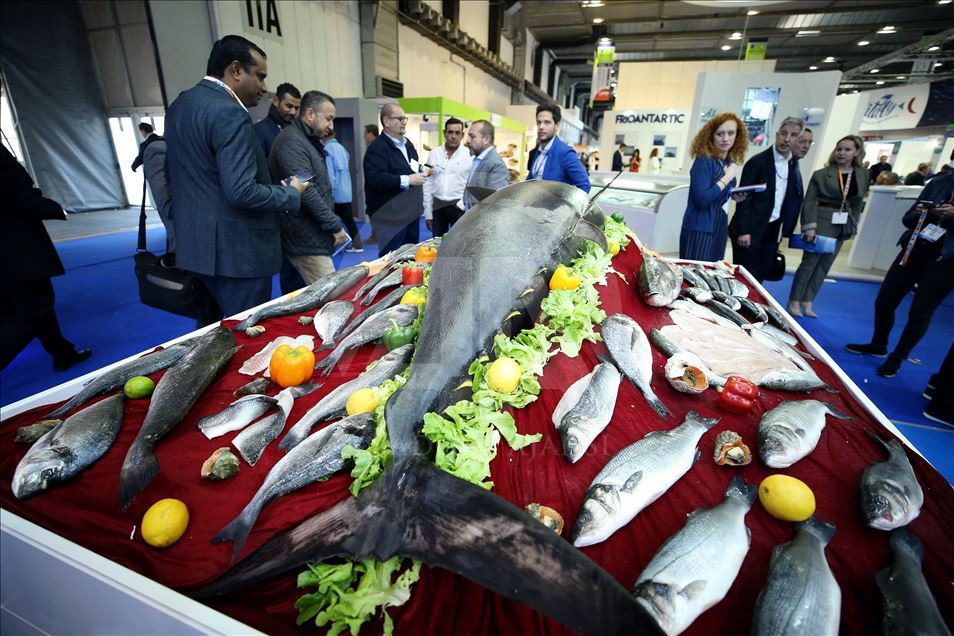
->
[[2, 245, 952, 635], [848, 185, 923, 271]]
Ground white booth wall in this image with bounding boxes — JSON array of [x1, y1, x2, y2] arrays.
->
[[598, 110, 690, 176], [615, 59, 776, 111]]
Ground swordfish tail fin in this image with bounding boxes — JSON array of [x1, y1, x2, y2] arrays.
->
[[118, 440, 160, 510], [190, 457, 663, 635]]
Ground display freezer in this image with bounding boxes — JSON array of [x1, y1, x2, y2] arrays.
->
[[588, 172, 690, 254]]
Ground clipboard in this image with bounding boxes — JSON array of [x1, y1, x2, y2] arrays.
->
[[728, 183, 767, 194]]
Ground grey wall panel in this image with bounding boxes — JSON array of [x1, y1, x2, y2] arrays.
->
[[89, 29, 134, 108], [121, 24, 163, 107], [148, 0, 214, 105]]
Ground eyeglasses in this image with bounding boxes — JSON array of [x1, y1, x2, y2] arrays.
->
[[386, 116, 408, 123]]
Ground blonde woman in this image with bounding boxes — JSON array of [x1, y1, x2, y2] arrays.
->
[[788, 135, 869, 316]]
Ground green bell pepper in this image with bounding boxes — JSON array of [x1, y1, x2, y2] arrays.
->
[[382, 319, 417, 351]]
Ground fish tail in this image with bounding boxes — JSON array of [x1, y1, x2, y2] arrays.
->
[[822, 384, 839, 394], [888, 527, 923, 562], [315, 349, 342, 377], [724, 475, 757, 506], [278, 425, 306, 452], [233, 315, 256, 332], [118, 442, 160, 510], [685, 409, 719, 431], [213, 501, 262, 563], [797, 515, 836, 545], [864, 429, 891, 454], [644, 390, 671, 418], [823, 402, 851, 420], [318, 340, 335, 351]]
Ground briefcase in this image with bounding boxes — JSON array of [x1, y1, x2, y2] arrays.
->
[[765, 250, 786, 282]]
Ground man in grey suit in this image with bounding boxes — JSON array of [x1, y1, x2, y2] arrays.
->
[[269, 90, 348, 283], [165, 35, 309, 318], [460, 119, 510, 212]]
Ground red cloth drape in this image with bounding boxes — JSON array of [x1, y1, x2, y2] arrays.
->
[[2, 245, 952, 635]]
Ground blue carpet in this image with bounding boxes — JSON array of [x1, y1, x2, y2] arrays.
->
[[2, 224, 950, 483]]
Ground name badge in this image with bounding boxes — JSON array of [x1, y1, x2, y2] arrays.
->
[[919, 223, 947, 243], [409, 159, 420, 173], [831, 212, 849, 225]]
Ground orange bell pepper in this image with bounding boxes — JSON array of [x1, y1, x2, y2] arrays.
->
[[268, 344, 315, 387], [415, 245, 437, 264]]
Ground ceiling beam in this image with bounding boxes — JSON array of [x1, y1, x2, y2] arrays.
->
[[841, 28, 954, 78]]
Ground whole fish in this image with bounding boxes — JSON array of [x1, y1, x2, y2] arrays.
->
[[681, 267, 708, 291], [751, 517, 840, 636], [757, 400, 849, 468], [649, 329, 728, 388], [232, 383, 319, 466], [756, 322, 799, 347], [669, 299, 741, 330], [118, 326, 237, 509], [359, 268, 404, 306], [744, 326, 814, 372], [737, 297, 768, 324], [13, 394, 126, 499], [214, 413, 376, 561], [233, 265, 367, 331], [693, 267, 720, 292], [602, 313, 670, 417], [759, 368, 830, 392], [632, 476, 756, 636], [551, 362, 621, 462], [315, 303, 418, 376], [876, 528, 951, 636], [724, 278, 748, 298], [683, 287, 712, 304], [314, 300, 354, 348], [44, 341, 194, 419], [233, 377, 272, 397], [197, 394, 278, 440], [638, 252, 681, 307], [705, 299, 748, 326], [861, 434, 923, 530], [353, 261, 402, 301], [280, 344, 414, 451], [709, 290, 742, 311], [335, 284, 418, 343], [757, 301, 791, 331], [571, 410, 718, 547]]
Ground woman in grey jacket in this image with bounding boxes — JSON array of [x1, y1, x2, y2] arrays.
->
[[788, 135, 869, 316]]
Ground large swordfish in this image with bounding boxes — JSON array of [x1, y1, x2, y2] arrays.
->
[[191, 182, 662, 634]]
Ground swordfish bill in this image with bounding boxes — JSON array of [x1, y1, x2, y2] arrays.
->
[[191, 183, 668, 634]]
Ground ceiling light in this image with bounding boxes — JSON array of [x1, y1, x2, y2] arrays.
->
[[896, 75, 906, 79], [721, 45, 732, 50], [809, 65, 818, 70], [928, 45, 940, 52], [729, 31, 743, 40], [858, 40, 870, 46], [870, 68, 880, 73], [936, 62, 944, 67], [939, 0, 952, 4], [876, 80, 885, 85], [823, 56, 835, 63], [747, 10, 759, 15], [796, 30, 821, 37], [592, 17, 604, 23], [881, 25, 895, 30]]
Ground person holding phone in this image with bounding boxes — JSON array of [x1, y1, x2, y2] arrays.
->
[[845, 172, 954, 378]]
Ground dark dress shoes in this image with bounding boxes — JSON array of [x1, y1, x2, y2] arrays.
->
[[53, 348, 92, 372]]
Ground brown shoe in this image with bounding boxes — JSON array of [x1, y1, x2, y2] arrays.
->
[[802, 302, 818, 318], [787, 301, 803, 317]]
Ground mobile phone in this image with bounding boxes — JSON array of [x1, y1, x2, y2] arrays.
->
[[294, 171, 314, 182]]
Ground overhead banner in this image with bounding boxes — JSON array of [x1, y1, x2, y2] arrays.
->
[[590, 44, 615, 108], [745, 38, 768, 60], [860, 83, 931, 130]]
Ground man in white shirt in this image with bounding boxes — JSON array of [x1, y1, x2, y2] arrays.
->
[[423, 117, 472, 237]]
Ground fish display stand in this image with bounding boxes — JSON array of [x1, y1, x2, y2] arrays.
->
[[2, 244, 952, 635]]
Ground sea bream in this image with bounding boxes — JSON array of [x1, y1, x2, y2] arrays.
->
[[571, 410, 718, 548], [551, 361, 621, 462], [876, 528, 951, 636], [632, 476, 756, 636], [313, 300, 354, 348], [751, 517, 841, 636], [638, 251, 681, 307], [233, 265, 367, 331], [194, 182, 663, 634], [118, 326, 238, 509], [860, 434, 924, 530], [43, 340, 194, 419], [214, 413, 376, 561], [12, 394, 126, 499], [757, 400, 850, 468], [314, 303, 418, 376], [602, 313, 670, 417]]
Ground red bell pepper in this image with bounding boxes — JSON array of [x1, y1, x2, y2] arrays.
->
[[717, 375, 759, 414], [402, 265, 425, 286]]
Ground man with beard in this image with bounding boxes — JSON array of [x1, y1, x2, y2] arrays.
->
[[254, 82, 301, 156], [526, 103, 590, 192], [422, 117, 471, 237], [459, 119, 509, 213]]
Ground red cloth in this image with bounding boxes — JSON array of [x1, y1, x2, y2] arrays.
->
[[2, 246, 952, 635]]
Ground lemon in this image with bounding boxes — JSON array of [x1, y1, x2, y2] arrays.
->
[[758, 475, 816, 522], [346, 387, 381, 416], [141, 498, 189, 548], [124, 376, 155, 399], [487, 357, 521, 393], [608, 240, 620, 256]]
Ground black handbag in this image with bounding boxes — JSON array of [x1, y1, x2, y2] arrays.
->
[[765, 250, 786, 282], [133, 184, 220, 322]]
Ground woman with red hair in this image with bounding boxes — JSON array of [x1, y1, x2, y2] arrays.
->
[[679, 113, 749, 261]]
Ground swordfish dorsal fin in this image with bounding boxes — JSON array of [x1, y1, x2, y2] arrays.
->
[[190, 457, 663, 635]]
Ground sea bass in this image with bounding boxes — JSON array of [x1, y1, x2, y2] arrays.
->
[[632, 476, 756, 636], [315, 304, 418, 376], [232, 388, 294, 466], [359, 268, 403, 306], [13, 394, 126, 499], [196, 394, 278, 440], [638, 252, 681, 307], [118, 326, 237, 509], [571, 410, 718, 547], [551, 362, 621, 462], [313, 300, 354, 348], [757, 400, 850, 468], [861, 434, 924, 530], [214, 413, 376, 561], [280, 344, 414, 451], [751, 517, 840, 636], [602, 313, 670, 417], [44, 341, 194, 419], [876, 528, 951, 636], [233, 265, 367, 331], [335, 284, 418, 343]]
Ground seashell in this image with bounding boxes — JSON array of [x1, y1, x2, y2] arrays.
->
[[525, 503, 565, 535], [298, 315, 314, 326], [16, 419, 61, 444], [664, 352, 709, 394], [201, 447, 240, 480], [245, 325, 266, 337], [713, 430, 752, 466]]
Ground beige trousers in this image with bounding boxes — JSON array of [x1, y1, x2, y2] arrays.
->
[[287, 254, 335, 284]]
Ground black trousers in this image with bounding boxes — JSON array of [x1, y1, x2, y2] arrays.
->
[[731, 219, 781, 283], [872, 246, 954, 358], [432, 202, 463, 238], [334, 202, 362, 249], [199, 274, 272, 319], [279, 254, 306, 295], [0, 278, 76, 371]]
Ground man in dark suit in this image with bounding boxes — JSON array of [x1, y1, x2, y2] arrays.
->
[[0, 146, 91, 372], [363, 103, 427, 256], [254, 82, 301, 156], [869, 155, 892, 184], [165, 35, 308, 317], [611, 143, 626, 172], [131, 122, 161, 171], [729, 116, 806, 282], [526, 103, 590, 192], [903, 163, 931, 186]]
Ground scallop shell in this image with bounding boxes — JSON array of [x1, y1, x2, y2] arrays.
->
[[713, 430, 752, 466], [664, 352, 709, 394], [525, 503, 565, 535]]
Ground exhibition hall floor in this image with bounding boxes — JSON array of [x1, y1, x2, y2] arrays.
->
[[3, 217, 951, 483]]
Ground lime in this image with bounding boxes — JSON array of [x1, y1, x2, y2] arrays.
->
[[124, 376, 155, 399], [487, 357, 522, 394], [758, 474, 816, 522], [346, 388, 381, 416], [141, 498, 189, 548]]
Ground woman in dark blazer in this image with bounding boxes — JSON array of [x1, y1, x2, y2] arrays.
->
[[679, 113, 749, 261], [787, 135, 869, 316]]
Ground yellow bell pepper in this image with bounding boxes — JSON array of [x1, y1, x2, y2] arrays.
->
[[549, 265, 581, 290], [401, 288, 427, 306]]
